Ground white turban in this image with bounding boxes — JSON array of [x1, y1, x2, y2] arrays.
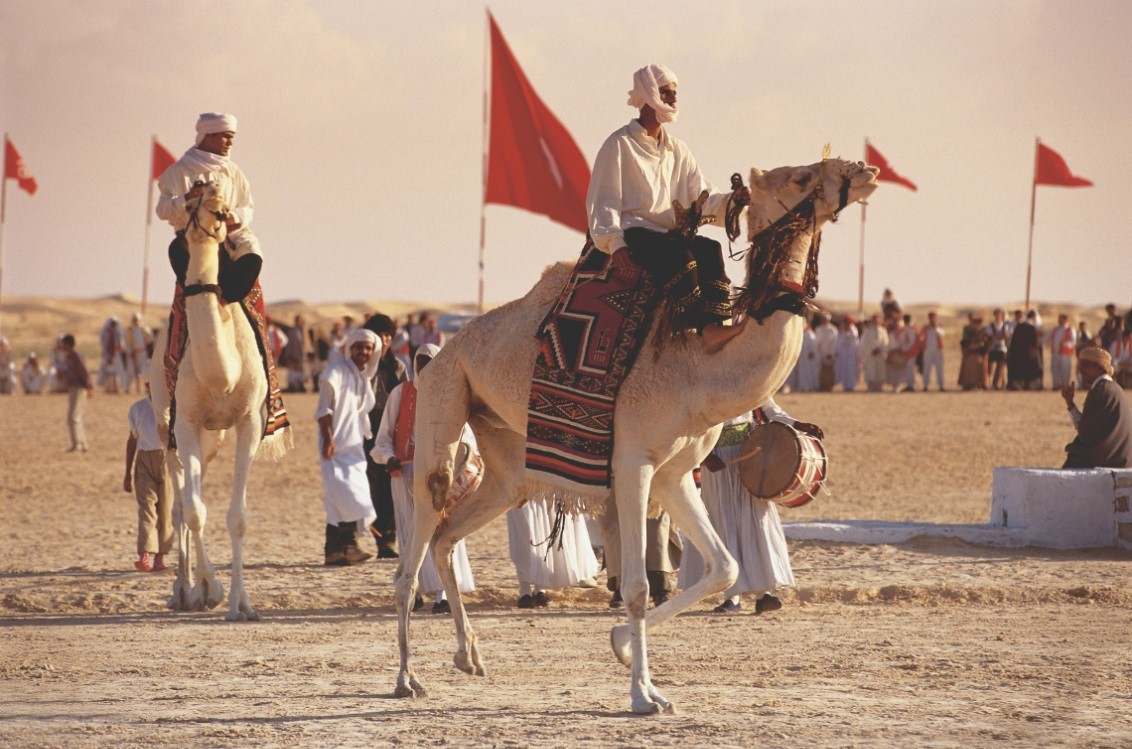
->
[[627, 64, 679, 124], [414, 343, 441, 378], [195, 113, 238, 146]]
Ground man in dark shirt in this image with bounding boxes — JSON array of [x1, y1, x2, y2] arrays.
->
[[362, 313, 408, 557], [60, 334, 93, 452], [1061, 347, 1132, 469]]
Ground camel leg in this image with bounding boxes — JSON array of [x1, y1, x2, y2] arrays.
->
[[224, 415, 261, 622], [174, 423, 224, 611], [393, 482, 441, 699], [434, 425, 523, 677], [166, 448, 192, 610], [434, 473, 518, 676], [644, 467, 737, 628], [609, 456, 672, 715]]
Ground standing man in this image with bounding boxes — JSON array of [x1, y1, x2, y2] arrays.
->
[[59, 334, 93, 452], [361, 313, 407, 558], [813, 312, 838, 392], [1061, 347, 1132, 469], [860, 313, 889, 392], [985, 308, 1011, 390], [156, 113, 262, 303], [886, 315, 917, 393], [1047, 314, 1077, 390], [123, 384, 173, 572], [587, 64, 750, 354], [919, 311, 945, 391], [316, 329, 380, 566], [283, 314, 308, 392], [125, 312, 152, 394]]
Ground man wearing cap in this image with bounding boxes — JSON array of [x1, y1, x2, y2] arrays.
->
[[1061, 347, 1132, 469], [587, 65, 750, 354], [156, 113, 262, 301]]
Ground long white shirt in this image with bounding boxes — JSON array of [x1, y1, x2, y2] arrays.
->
[[814, 323, 838, 362], [1048, 325, 1077, 358], [315, 357, 376, 525], [888, 325, 917, 354], [156, 148, 254, 232], [922, 325, 945, 354], [586, 119, 732, 254]]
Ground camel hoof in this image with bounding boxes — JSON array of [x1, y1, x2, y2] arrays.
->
[[225, 610, 248, 622], [454, 649, 486, 677], [394, 679, 427, 699], [631, 698, 663, 715], [610, 625, 632, 667]]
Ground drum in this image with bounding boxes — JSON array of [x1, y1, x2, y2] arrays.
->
[[444, 441, 485, 508], [736, 421, 827, 508]]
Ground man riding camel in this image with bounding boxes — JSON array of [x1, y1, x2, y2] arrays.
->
[[586, 64, 751, 354], [156, 112, 262, 302]]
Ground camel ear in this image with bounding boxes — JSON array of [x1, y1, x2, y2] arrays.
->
[[749, 167, 766, 189]]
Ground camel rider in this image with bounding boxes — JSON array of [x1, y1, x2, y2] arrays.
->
[[156, 113, 262, 301], [587, 65, 751, 355]]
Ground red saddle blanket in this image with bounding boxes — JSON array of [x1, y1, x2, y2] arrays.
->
[[525, 245, 657, 488], [163, 280, 290, 448]]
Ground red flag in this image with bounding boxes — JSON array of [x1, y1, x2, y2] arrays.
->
[[1034, 141, 1092, 187], [865, 141, 916, 192], [4, 138, 38, 196], [152, 139, 176, 181], [484, 13, 590, 233]]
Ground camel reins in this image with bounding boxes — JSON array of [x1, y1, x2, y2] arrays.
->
[[731, 174, 853, 324], [182, 185, 232, 300]]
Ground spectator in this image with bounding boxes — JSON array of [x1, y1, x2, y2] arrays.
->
[[59, 334, 93, 452], [860, 313, 889, 392], [20, 352, 47, 394], [1007, 312, 1043, 390], [886, 314, 917, 393], [125, 312, 152, 394], [1061, 347, 1132, 468], [99, 316, 126, 394], [813, 312, 837, 392], [123, 384, 173, 572], [1047, 313, 1077, 389], [0, 337, 14, 394], [919, 311, 945, 391], [282, 314, 307, 392], [985, 309, 1010, 390], [959, 313, 989, 391], [361, 313, 408, 559], [833, 316, 860, 392]]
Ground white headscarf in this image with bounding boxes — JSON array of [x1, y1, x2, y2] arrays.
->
[[414, 343, 441, 378], [195, 112, 238, 146], [627, 64, 679, 124], [344, 328, 381, 382]]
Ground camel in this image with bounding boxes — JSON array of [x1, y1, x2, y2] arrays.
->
[[150, 181, 286, 621], [395, 156, 879, 712]]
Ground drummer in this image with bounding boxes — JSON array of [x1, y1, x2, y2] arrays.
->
[[678, 398, 823, 614]]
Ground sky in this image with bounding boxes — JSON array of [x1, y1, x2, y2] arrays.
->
[[0, 0, 1129, 311]]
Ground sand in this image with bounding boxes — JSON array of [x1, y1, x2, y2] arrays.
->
[[1, 297, 1130, 747]]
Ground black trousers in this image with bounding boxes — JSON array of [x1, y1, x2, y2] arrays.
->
[[624, 228, 732, 331], [168, 231, 262, 302], [364, 444, 397, 546]]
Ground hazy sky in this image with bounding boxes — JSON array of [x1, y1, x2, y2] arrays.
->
[[1, 0, 1128, 310]]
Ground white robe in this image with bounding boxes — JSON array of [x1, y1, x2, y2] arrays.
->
[[315, 359, 377, 527], [586, 119, 732, 254], [507, 499, 598, 590], [373, 382, 474, 596], [679, 407, 795, 597], [860, 324, 889, 389], [834, 328, 860, 391], [795, 328, 820, 392], [156, 147, 260, 257]]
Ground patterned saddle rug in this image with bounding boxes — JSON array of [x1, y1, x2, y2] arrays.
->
[[525, 244, 657, 489], [163, 279, 290, 449]]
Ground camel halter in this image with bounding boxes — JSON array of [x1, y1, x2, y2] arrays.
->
[[182, 184, 231, 300], [732, 173, 852, 323]]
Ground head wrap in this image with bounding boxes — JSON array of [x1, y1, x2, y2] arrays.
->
[[414, 343, 441, 378], [195, 113, 238, 146], [344, 328, 381, 380], [627, 65, 678, 124], [1079, 346, 1114, 377]]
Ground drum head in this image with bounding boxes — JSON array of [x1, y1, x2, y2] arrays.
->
[[737, 421, 803, 499]]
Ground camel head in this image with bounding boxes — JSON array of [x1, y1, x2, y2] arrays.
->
[[185, 182, 231, 247], [747, 157, 879, 238]]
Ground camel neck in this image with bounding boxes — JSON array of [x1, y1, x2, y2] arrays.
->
[[184, 237, 239, 392]]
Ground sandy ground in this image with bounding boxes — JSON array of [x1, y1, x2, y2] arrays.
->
[[2, 380, 1130, 748]]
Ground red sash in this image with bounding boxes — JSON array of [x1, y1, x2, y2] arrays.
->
[[393, 381, 416, 464]]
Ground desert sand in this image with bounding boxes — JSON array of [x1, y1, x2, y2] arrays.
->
[[1, 296, 1130, 747]]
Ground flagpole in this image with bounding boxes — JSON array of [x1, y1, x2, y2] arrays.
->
[[0, 133, 8, 338], [1024, 137, 1039, 311], [858, 137, 868, 319], [141, 136, 157, 321], [478, 10, 490, 314]]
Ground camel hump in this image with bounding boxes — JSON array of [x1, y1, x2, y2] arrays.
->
[[520, 261, 574, 306]]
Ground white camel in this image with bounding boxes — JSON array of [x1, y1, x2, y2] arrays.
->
[[396, 156, 879, 712], [150, 182, 287, 621]]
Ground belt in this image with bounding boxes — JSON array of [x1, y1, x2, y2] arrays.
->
[[716, 423, 751, 448]]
